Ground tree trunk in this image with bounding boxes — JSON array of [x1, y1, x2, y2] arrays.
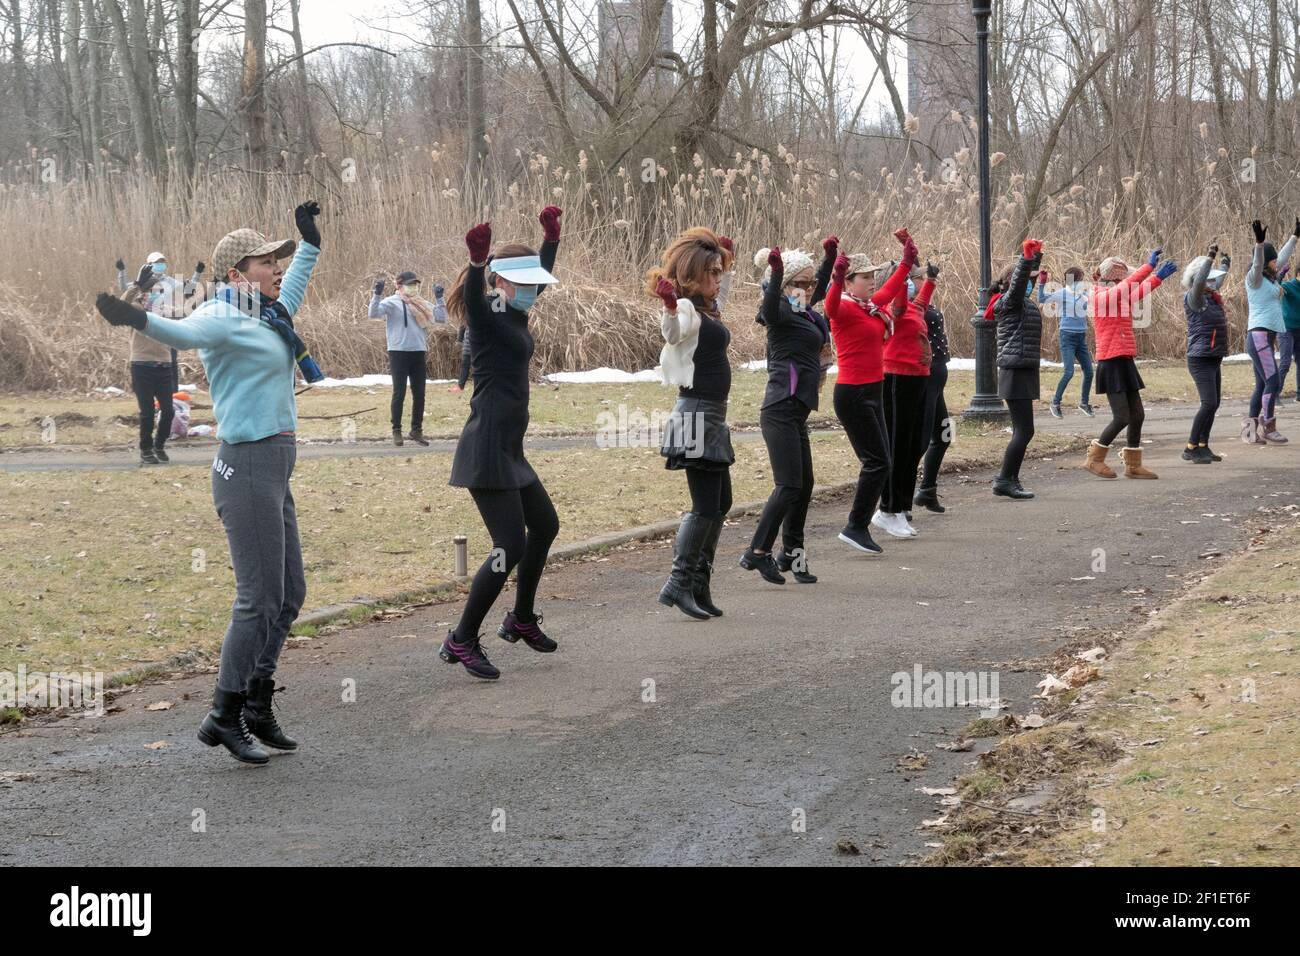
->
[[242, 0, 268, 193], [288, 0, 322, 167], [174, 0, 197, 181], [464, 0, 488, 203], [104, 0, 160, 168], [82, 0, 104, 172], [65, 0, 93, 171]]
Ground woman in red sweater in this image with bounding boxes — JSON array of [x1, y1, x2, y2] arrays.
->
[[824, 228, 917, 554], [1084, 249, 1178, 479], [874, 258, 937, 539]]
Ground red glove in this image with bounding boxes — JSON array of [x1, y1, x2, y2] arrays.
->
[[1039, 269, 1049, 286], [717, 235, 734, 256], [539, 206, 563, 242], [768, 246, 783, 273], [894, 227, 911, 245], [823, 235, 840, 257], [466, 222, 492, 263], [1022, 238, 1042, 259], [900, 235, 919, 268], [833, 254, 850, 282], [655, 277, 678, 311]]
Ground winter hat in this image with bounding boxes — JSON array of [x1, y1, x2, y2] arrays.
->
[[754, 247, 815, 286], [1181, 256, 1228, 289], [146, 251, 167, 264], [212, 228, 296, 279], [1096, 256, 1131, 282], [1262, 242, 1279, 266], [396, 270, 420, 286]]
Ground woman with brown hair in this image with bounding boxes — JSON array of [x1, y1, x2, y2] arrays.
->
[[438, 207, 564, 680], [650, 227, 736, 619]]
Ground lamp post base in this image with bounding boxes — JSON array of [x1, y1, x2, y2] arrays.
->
[[961, 395, 1010, 422]]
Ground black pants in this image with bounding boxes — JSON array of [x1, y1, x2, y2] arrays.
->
[[1187, 356, 1222, 446], [130, 362, 175, 450], [881, 373, 928, 513], [919, 362, 951, 490], [388, 350, 427, 431], [833, 381, 890, 530], [1099, 389, 1145, 447], [457, 349, 472, 389], [751, 397, 813, 554], [998, 399, 1035, 480], [454, 479, 559, 642], [685, 466, 733, 520]]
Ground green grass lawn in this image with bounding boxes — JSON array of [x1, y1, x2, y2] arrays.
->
[[0, 361, 1263, 449], [2, 425, 1084, 675]]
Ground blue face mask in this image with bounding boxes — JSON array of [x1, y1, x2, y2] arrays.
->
[[907, 279, 917, 298], [786, 291, 807, 312], [1026, 278, 1036, 296], [509, 285, 538, 311], [152, 262, 167, 274]]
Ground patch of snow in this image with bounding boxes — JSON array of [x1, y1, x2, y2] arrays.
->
[[544, 367, 664, 384]]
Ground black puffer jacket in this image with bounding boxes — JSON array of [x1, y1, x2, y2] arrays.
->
[[992, 252, 1043, 369]]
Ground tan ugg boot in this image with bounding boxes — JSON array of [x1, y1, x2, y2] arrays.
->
[[1120, 446, 1158, 479], [1084, 440, 1117, 479]]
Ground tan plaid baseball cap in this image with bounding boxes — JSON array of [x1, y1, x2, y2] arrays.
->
[[845, 253, 886, 277], [211, 228, 296, 279]]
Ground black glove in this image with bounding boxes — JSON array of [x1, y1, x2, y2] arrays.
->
[[926, 260, 940, 279], [373, 278, 385, 297], [295, 200, 322, 248], [115, 258, 125, 272], [1220, 254, 1231, 270], [136, 263, 160, 292], [1252, 219, 1267, 244], [1207, 242, 1219, 259], [195, 261, 205, 275], [1294, 217, 1300, 238], [96, 292, 148, 330], [434, 283, 445, 298]]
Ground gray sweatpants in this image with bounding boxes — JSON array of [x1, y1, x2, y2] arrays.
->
[[211, 434, 305, 693]]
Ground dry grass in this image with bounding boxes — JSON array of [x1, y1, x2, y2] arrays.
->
[[927, 515, 1300, 867], [0, 425, 1084, 676], [3, 147, 1268, 391]]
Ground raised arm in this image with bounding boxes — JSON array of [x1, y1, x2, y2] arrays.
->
[[1276, 221, 1297, 273], [463, 222, 495, 330], [535, 205, 562, 300], [811, 235, 837, 307], [115, 258, 129, 293], [278, 201, 322, 316], [1187, 245, 1217, 312], [368, 277, 389, 319], [825, 254, 847, 322], [871, 229, 918, 310], [761, 247, 785, 326], [999, 239, 1042, 312]]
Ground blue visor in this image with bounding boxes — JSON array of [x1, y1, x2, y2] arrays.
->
[[489, 255, 558, 285]]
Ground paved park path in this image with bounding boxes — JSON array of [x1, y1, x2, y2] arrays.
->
[[2, 400, 1296, 864]]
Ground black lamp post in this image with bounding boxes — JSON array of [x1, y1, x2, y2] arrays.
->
[[963, 0, 1008, 421]]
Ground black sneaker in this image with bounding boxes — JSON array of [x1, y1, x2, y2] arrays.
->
[[1203, 445, 1223, 461], [1079, 403, 1096, 417], [408, 431, 430, 447], [1181, 445, 1199, 461], [153, 444, 169, 463], [739, 548, 786, 584], [438, 632, 500, 680], [837, 525, 883, 554], [498, 611, 557, 652], [392, 428, 404, 447], [1190, 446, 1213, 464], [775, 551, 817, 583], [1049, 402, 1063, 419], [139, 447, 160, 465]]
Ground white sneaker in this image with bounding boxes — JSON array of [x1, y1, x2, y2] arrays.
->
[[901, 517, 919, 537], [874, 511, 912, 539]]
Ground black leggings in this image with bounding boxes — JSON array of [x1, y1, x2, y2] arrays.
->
[[750, 398, 813, 554], [388, 350, 427, 430], [457, 349, 472, 389], [1099, 389, 1145, 447], [130, 362, 175, 450], [881, 373, 928, 513], [833, 381, 890, 530], [453, 479, 559, 641], [685, 466, 733, 520], [919, 362, 951, 490], [1187, 356, 1222, 446], [998, 398, 1035, 480]]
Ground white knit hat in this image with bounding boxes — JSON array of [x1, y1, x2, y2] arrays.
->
[[1181, 256, 1228, 289], [754, 247, 816, 286]]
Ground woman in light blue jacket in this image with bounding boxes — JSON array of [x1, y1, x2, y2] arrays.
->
[[94, 201, 324, 766]]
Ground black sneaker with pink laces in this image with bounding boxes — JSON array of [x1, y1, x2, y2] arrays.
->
[[438, 631, 501, 680], [498, 611, 557, 653]]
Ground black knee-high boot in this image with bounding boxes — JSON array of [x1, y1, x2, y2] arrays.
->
[[693, 516, 724, 617], [658, 513, 711, 620]]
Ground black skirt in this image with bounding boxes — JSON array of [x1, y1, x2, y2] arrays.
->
[[1095, 356, 1145, 395], [997, 366, 1040, 401], [661, 396, 734, 471]]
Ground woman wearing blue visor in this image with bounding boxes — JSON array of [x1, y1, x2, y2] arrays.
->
[[440, 207, 563, 680]]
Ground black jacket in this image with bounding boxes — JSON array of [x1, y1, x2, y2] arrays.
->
[[757, 252, 833, 410], [993, 252, 1043, 370], [1184, 292, 1228, 358], [924, 303, 950, 367]]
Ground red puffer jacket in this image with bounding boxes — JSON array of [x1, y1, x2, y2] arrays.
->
[[1092, 263, 1161, 360]]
